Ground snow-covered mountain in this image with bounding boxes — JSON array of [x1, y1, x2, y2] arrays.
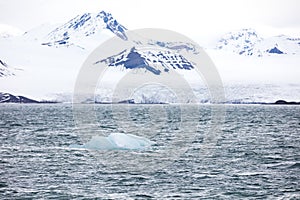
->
[[217, 28, 300, 56], [0, 92, 39, 103], [98, 46, 194, 75], [41, 11, 127, 48], [0, 10, 130, 99]]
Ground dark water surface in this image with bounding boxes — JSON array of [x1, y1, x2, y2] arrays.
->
[[0, 104, 299, 199]]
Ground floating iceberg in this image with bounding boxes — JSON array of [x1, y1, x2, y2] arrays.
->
[[70, 133, 154, 150]]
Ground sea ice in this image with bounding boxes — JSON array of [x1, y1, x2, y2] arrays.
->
[[70, 133, 154, 150]]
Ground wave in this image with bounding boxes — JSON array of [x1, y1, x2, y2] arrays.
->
[[288, 162, 300, 169]]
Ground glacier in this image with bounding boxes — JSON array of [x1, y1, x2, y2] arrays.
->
[[70, 133, 155, 150]]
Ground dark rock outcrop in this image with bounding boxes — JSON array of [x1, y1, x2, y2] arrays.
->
[[267, 47, 284, 54], [0, 93, 39, 103], [274, 100, 300, 105]]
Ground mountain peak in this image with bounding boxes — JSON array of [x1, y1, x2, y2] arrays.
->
[[42, 10, 127, 47], [217, 28, 262, 56], [96, 46, 194, 75], [216, 28, 300, 56]]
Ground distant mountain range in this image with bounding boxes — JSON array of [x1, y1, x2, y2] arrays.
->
[[0, 11, 299, 103], [216, 28, 300, 56], [0, 11, 200, 79]]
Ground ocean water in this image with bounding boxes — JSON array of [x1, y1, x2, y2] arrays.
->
[[0, 104, 299, 199]]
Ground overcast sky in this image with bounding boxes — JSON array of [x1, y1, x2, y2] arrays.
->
[[0, 0, 299, 44]]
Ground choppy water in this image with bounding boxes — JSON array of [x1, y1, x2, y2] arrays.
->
[[0, 104, 299, 199]]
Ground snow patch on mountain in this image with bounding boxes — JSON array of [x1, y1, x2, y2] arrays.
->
[[0, 24, 24, 38]]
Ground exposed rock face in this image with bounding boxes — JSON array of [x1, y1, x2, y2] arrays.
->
[[274, 100, 300, 105], [0, 92, 39, 103]]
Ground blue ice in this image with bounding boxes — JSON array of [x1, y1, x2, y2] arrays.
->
[[70, 133, 154, 150]]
